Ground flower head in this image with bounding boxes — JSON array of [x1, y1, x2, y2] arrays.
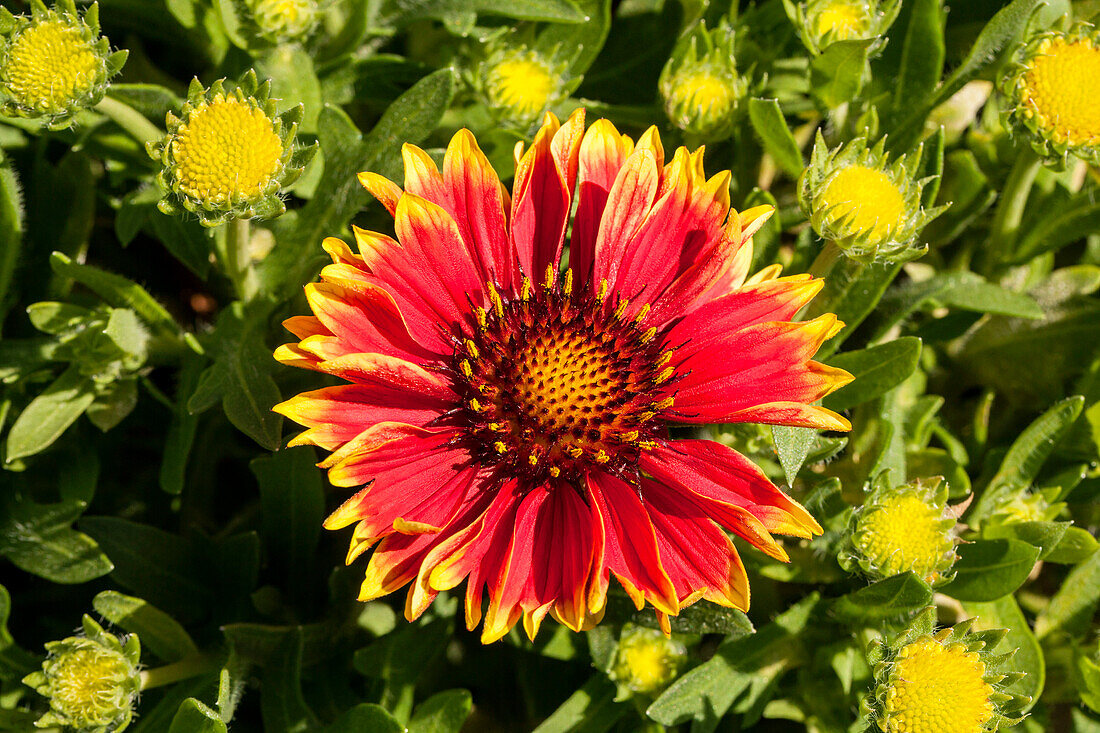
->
[[985, 489, 1062, 530], [0, 0, 126, 128], [477, 44, 569, 128], [866, 609, 1029, 732], [788, 0, 900, 54], [22, 616, 141, 733], [842, 476, 958, 585], [659, 21, 746, 142], [799, 132, 944, 263], [1003, 23, 1100, 167], [610, 624, 688, 697], [147, 70, 315, 227], [247, 0, 320, 43], [275, 110, 853, 643]]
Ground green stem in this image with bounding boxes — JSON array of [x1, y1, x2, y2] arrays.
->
[[94, 95, 162, 146], [223, 217, 258, 301], [983, 147, 1042, 273], [809, 240, 843, 279], [140, 654, 220, 691]]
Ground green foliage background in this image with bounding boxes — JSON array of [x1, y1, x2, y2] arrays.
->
[[2, 0, 1100, 730]]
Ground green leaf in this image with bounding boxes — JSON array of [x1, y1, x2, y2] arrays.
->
[[601, 590, 753, 636], [891, 0, 945, 119], [407, 690, 473, 733], [49, 252, 196, 353], [647, 595, 819, 728], [5, 365, 96, 461], [159, 355, 202, 495], [169, 699, 228, 733], [963, 595, 1043, 712], [256, 46, 322, 133], [772, 425, 815, 486], [973, 396, 1085, 520], [147, 211, 212, 279], [325, 704, 403, 733], [824, 337, 922, 412], [809, 39, 874, 108], [0, 583, 39, 681], [1012, 199, 1100, 264], [984, 521, 1070, 561], [807, 260, 904, 358], [354, 616, 452, 722], [92, 591, 199, 663], [79, 517, 213, 622], [940, 539, 1040, 602], [536, 0, 611, 76], [747, 98, 803, 177], [830, 572, 933, 623], [261, 629, 318, 733], [1045, 526, 1099, 564], [250, 447, 324, 592], [531, 675, 624, 733], [891, 0, 1043, 148], [0, 150, 24, 331], [1035, 550, 1100, 639], [0, 497, 112, 584], [261, 69, 454, 300], [385, 0, 585, 24], [938, 276, 1044, 319]]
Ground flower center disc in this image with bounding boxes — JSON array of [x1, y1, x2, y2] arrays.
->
[[454, 278, 673, 484], [171, 97, 284, 204], [885, 637, 994, 733], [821, 165, 906, 242]]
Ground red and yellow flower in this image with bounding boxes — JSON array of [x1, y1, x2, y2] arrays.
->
[[275, 109, 853, 643]]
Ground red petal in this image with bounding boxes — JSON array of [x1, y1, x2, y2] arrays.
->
[[586, 471, 679, 615], [590, 146, 661, 288], [570, 119, 634, 286], [642, 477, 749, 610], [510, 113, 578, 282], [640, 440, 822, 540]]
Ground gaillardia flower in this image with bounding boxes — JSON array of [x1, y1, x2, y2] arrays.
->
[[23, 616, 141, 733], [0, 0, 127, 128], [840, 476, 958, 585], [786, 0, 899, 54], [275, 110, 853, 643], [799, 132, 944, 263], [1003, 23, 1100, 167], [476, 44, 571, 128], [147, 71, 315, 227], [659, 20, 746, 142], [865, 609, 1029, 733], [247, 0, 320, 43]]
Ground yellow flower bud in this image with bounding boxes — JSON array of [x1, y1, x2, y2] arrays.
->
[[0, 0, 126, 128], [22, 616, 142, 733], [659, 20, 744, 141], [479, 47, 567, 128], [610, 625, 687, 697]]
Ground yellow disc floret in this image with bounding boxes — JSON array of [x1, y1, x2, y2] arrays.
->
[[484, 54, 557, 124], [820, 165, 906, 244], [855, 493, 954, 582], [883, 636, 994, 733], [2, 19, 98, 114], [1016, 36, 1100, 147], [170, 95, 284, 205]]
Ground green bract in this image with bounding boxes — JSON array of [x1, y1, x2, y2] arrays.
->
[[0, 0, 126, 128], [146, 70, 315, 227], [799, 132, 945, 263], [22, 616, 142, 733]]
